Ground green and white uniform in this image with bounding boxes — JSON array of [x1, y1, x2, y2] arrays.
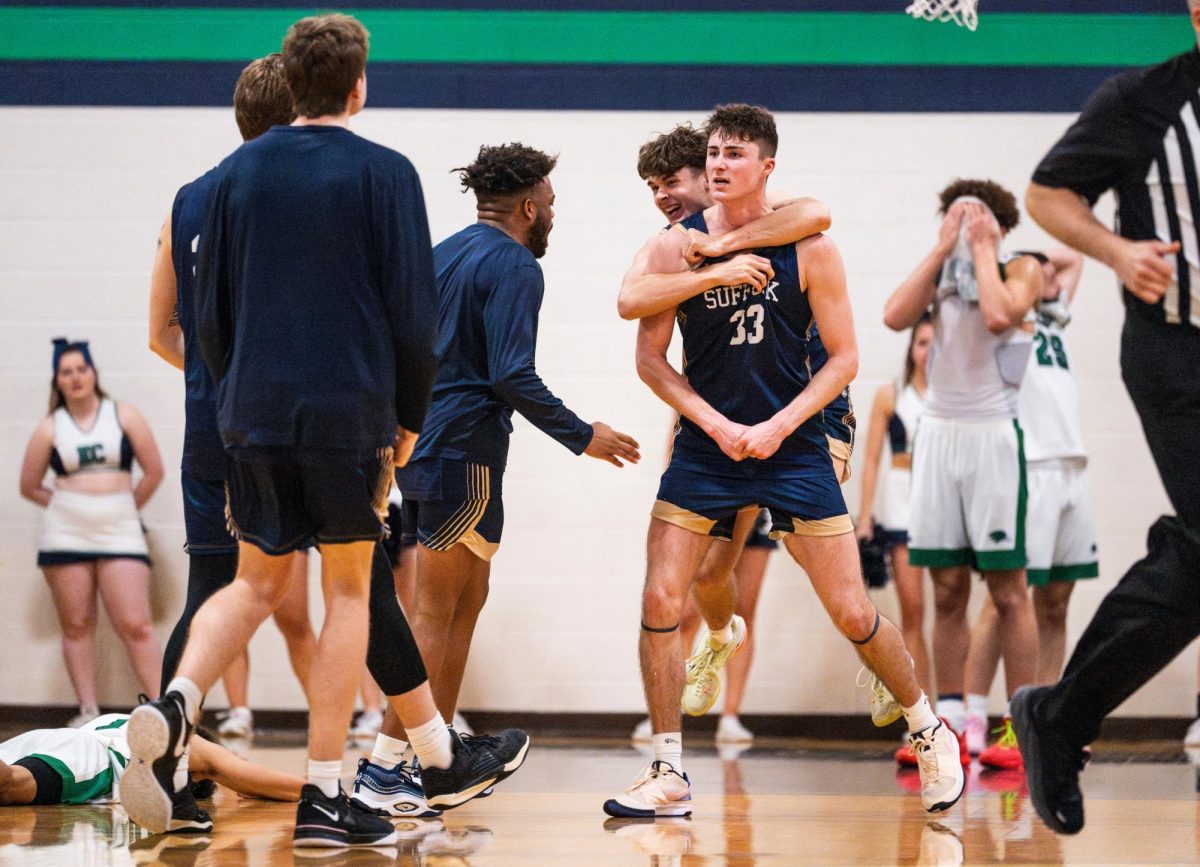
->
[[908, 255, 1033, 571], [0, 714, 130, 804], [1018, 300, 1099, 585]]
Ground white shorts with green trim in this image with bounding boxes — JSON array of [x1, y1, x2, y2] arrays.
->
[[1025, 459, 1099, 586], [0, 713, 129, 804], [907, 416, 1026, 572]]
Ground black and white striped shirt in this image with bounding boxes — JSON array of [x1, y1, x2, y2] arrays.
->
[[1034, 46, 1200, 332]]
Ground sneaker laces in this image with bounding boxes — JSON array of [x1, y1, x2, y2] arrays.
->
[[855, 666, 889, 705], [458, 732, 500, 750], [912, 727, 942, 785], [686, 643, 718, 683], [990, 718, 1018, 750], [628, 760, 676, 793]]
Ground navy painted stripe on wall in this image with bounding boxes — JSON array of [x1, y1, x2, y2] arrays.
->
[[24, 1, 1184, 11], [0, 60, 1120, 112]]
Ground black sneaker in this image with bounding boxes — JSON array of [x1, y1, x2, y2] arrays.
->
[[293, 784, 398, 848], [1010, 686, 1086, 834], [421, 728, 530, 809], [167, 786, 213, 834], [123, 691, 193, 833]]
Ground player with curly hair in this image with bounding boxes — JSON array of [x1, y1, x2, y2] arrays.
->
[[883, 178, 1044, 763], [394, 142, 640, 736]]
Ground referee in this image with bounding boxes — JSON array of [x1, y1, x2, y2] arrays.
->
[[1012, 3, 1200, 836]]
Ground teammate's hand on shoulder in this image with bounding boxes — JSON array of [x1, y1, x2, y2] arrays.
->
[[708, 254, 774, 292], [735, 420, 787, 461], [684, 228, 721, 265], [1115, 238, 1179, 304], [393, 426, 418, 468], [584, 421, 641, 468]]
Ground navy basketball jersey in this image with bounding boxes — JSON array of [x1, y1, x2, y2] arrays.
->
[[671, 210, 827, 472], [171, 169, 226, 480]]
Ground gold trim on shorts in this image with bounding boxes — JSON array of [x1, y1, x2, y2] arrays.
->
[[828, 436, 853, 484], [422, 462, 495, 559], [891, 453, 912, 470], [769, 513, 854, 540], [651, 499, 718, 535]]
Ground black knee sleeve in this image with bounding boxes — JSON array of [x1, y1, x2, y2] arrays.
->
[[366, 544, 428, 696], [160, 552, 238, 692], [850, 611, 881, 646], [641, 621, 679, 633]]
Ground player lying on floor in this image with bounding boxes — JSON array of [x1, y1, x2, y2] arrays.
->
[[0, 713, 301, 830]]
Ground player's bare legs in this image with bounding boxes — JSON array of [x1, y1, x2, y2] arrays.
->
[[409, 543, 491, 719], [985, 569, 1037, 696], [722, 543, 769, 719], [1033, 582, 1074, 684], [892, 546, 932, 695], [640, 520, 715, 733], [931, 565, 972, 705], [784, 532, 920, 707], [690, 510, 753, 632], [272, 553, 317, 697]]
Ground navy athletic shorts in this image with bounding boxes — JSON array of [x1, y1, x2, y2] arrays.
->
[[396, 457, 503, 562], [181, 471, 238, 556], [225, 446, 391, 555], [652, 460, 851, 541]]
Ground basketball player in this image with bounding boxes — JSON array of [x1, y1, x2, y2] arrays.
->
[[961, 248, 1096, 768], [883, 180, 1043, 758], [0, 714, 303, 816], [623, 124, 854, 733], [128, 16, 523, 848], [385, 142, 638, 760], [606, 104, 961, 819]]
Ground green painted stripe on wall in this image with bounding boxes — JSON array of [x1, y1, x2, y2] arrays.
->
[[0, 7, 1188, 66]]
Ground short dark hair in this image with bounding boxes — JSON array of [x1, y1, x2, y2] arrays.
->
[[703, 103, 778, 158], [637, 125, 707, 180], [282, 14, 369, 119], [454, 143, 558, 199], [938, 178, 1020, 232], [234, 54, 296, 141]]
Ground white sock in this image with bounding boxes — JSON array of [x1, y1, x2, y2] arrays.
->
[[172, 749, 190, 793], [371, 733, 408, 767], [901, 693, 939, 734], [307, 759, 342, 799], [966, 693, 988, 719], [938, 697, 965, 731], [709, 619, 734, 645], [652, 732, 683, 773], [165, 677, 203, 727], [407, 714, 454, 771]]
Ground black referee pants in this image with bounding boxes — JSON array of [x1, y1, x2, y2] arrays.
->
[[1039, 311, 1200, 747]]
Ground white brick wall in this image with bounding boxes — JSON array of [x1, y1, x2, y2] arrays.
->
[[0, 107, 1187, 716]]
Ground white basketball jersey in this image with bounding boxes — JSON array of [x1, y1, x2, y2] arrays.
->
[[925, 277, 1032, 420], [1019, 310, 1086, 462]]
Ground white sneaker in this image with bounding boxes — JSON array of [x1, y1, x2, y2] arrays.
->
[[1185, 717, 1200, 748], [963, 709, 987, 756], [602, 761, 693, 819], [910, 721, 965, 813], [715, 715, 754, 745], [351, 708, 383, 740], [856, 666, 902, 727], [682, 615, 746, 717], [216, 706, 253, 739], [67, 706, 100, 729], [452, 711, 473, 737], [631, 717, 653, 743]]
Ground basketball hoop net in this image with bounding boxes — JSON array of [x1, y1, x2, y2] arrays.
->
[[906, 0, 979, 31]]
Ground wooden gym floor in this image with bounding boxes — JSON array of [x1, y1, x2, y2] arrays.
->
[[1, 736, 1197, 865]]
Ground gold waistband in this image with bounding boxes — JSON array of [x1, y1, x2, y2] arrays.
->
[[891, 454, 912, 470]]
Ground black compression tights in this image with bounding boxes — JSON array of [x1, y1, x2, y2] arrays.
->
[[159, 552, 238, 695]]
